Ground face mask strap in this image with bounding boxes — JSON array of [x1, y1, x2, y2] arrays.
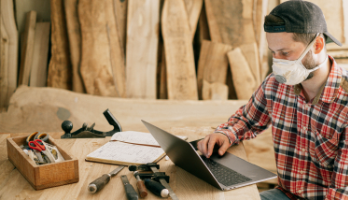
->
[[296, 33, 320, 63]]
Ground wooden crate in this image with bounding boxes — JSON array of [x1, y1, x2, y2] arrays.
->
[[7, 135, 79, 190]]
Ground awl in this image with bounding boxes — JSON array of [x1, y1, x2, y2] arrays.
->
[[88, 165, 125, 193]]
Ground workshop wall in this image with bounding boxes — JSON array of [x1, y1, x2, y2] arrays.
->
[[1, 0, 348, 112]]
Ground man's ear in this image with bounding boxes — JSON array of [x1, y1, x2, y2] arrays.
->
[[314, 36, 325, 54]]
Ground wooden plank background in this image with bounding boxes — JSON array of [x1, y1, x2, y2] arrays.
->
[[126, 0, 160, 99], [0, 0, 347, 111]]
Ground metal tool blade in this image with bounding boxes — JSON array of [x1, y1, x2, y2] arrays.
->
[[121, 175, 131, 184], [109, 166, 125, 177], [121, 175, 139, 200]]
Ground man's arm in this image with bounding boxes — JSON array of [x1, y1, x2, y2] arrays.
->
[[326, 126, 348, 200], [198, 79, 272, 158]]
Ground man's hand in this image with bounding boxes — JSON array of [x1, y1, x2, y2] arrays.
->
[[197, 133, 230, 158]]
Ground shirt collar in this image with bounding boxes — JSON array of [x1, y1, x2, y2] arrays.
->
[[293, 55, 341, 105]]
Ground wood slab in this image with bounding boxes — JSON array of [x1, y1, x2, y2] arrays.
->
[[205, 0, 256, 47], [202, 80, 228, 100], [113, 0, 128, 53], [47, 0, 72, 90], [29, 22, 50, 87], [198, 1, 210, 45], [0, 85, 248, 134], [126, 0, 160, 99], [184, 0, 203, 39], [343, 0, 348, 44], [0, 0, 18, 110], [253, 0, 268, 61], [197, 40, 232, 99], [106, 0, 127, 98], [158, 44, 168, 99], [198, 7, 210, 46], [227, 48, 256, 100], [64, 0, 85, 93], [18, 11, 36, 86], [162, 0, 198, 100], [79, 0, 126, 97], [0, 17, 9, 110], [240, 43, 261, 86]]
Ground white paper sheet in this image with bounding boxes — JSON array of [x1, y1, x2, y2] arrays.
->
[[86, 141, 165, 165]]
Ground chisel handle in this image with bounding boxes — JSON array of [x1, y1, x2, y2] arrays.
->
[[88, 174, 110, 193], [124, 184, 139, 200], [136, 179, 148, 198]]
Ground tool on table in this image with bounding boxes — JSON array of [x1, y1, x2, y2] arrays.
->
[[88, 165, 125, 193], [61, 109, 122, 139], [129, 163, 178, 200], [134, 172, 170, 183], [42, 141, 65, 163], [121, 175, 138, 200], [26, 132, 49, 144], [144, 179, 169, 198], [133, 171, 148, 198], [27, 149, 43, 165], [28, 139, 55, 164]]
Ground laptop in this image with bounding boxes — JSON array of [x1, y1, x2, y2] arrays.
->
[[142, 120, 277, 191]]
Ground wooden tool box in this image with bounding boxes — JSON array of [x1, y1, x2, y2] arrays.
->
[[7, 135, 79, 190]]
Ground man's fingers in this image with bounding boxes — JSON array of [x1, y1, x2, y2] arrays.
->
[[197, 136, 210, 156], [207, 136, 217, 158], [197, 133, 230, 158], [218, 139, 230, 156]]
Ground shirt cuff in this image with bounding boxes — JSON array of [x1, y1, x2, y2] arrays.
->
[[214, 128, 239, 146]]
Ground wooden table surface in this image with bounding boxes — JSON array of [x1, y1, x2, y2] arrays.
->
[[0, 127, 261, 200]]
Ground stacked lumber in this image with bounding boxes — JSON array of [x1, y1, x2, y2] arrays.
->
[[17, 11, 51, 88], [0, 0, 18, 112], [3, 0, 348, 112], [42, 0, 271, 101]]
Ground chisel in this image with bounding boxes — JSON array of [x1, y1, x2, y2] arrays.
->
[[133, 171, 148, 198], [121, 175, 139, 200], [88, 165, 125, 193]]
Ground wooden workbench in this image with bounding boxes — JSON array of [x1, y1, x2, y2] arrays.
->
[[0, 127, 261, 200]]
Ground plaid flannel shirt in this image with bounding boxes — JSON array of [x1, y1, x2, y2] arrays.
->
[[215, 56, 348, 200]]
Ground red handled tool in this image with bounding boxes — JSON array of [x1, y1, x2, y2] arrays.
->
[[29, 139, 55, 163]]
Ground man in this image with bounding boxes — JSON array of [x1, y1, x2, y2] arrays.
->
[[197, 1, 347, 199]]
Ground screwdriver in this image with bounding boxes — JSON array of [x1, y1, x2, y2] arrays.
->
[[133, 171, 148, 198], [88, 165, 125, 193], [144, 179, 169, 198]]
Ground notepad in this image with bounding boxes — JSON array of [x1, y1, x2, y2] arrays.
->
[[86, 131, 187, 165]]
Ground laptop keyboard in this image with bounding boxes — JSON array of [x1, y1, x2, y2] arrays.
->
[[202, 156, 251, 186]]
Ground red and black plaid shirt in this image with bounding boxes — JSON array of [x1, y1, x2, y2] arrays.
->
[[216, 56, 348, 200]]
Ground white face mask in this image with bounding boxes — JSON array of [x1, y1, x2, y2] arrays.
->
[[272, 34, 327, 85]]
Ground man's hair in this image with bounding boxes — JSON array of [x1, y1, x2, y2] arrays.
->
[[264, 14, 325, 45]]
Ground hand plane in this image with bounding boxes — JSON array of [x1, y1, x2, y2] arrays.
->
[[61, 109, 122, 139]]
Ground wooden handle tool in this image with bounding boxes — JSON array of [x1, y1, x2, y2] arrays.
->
[[88, 165, 124, 193], [133, 171, 148, 198]]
